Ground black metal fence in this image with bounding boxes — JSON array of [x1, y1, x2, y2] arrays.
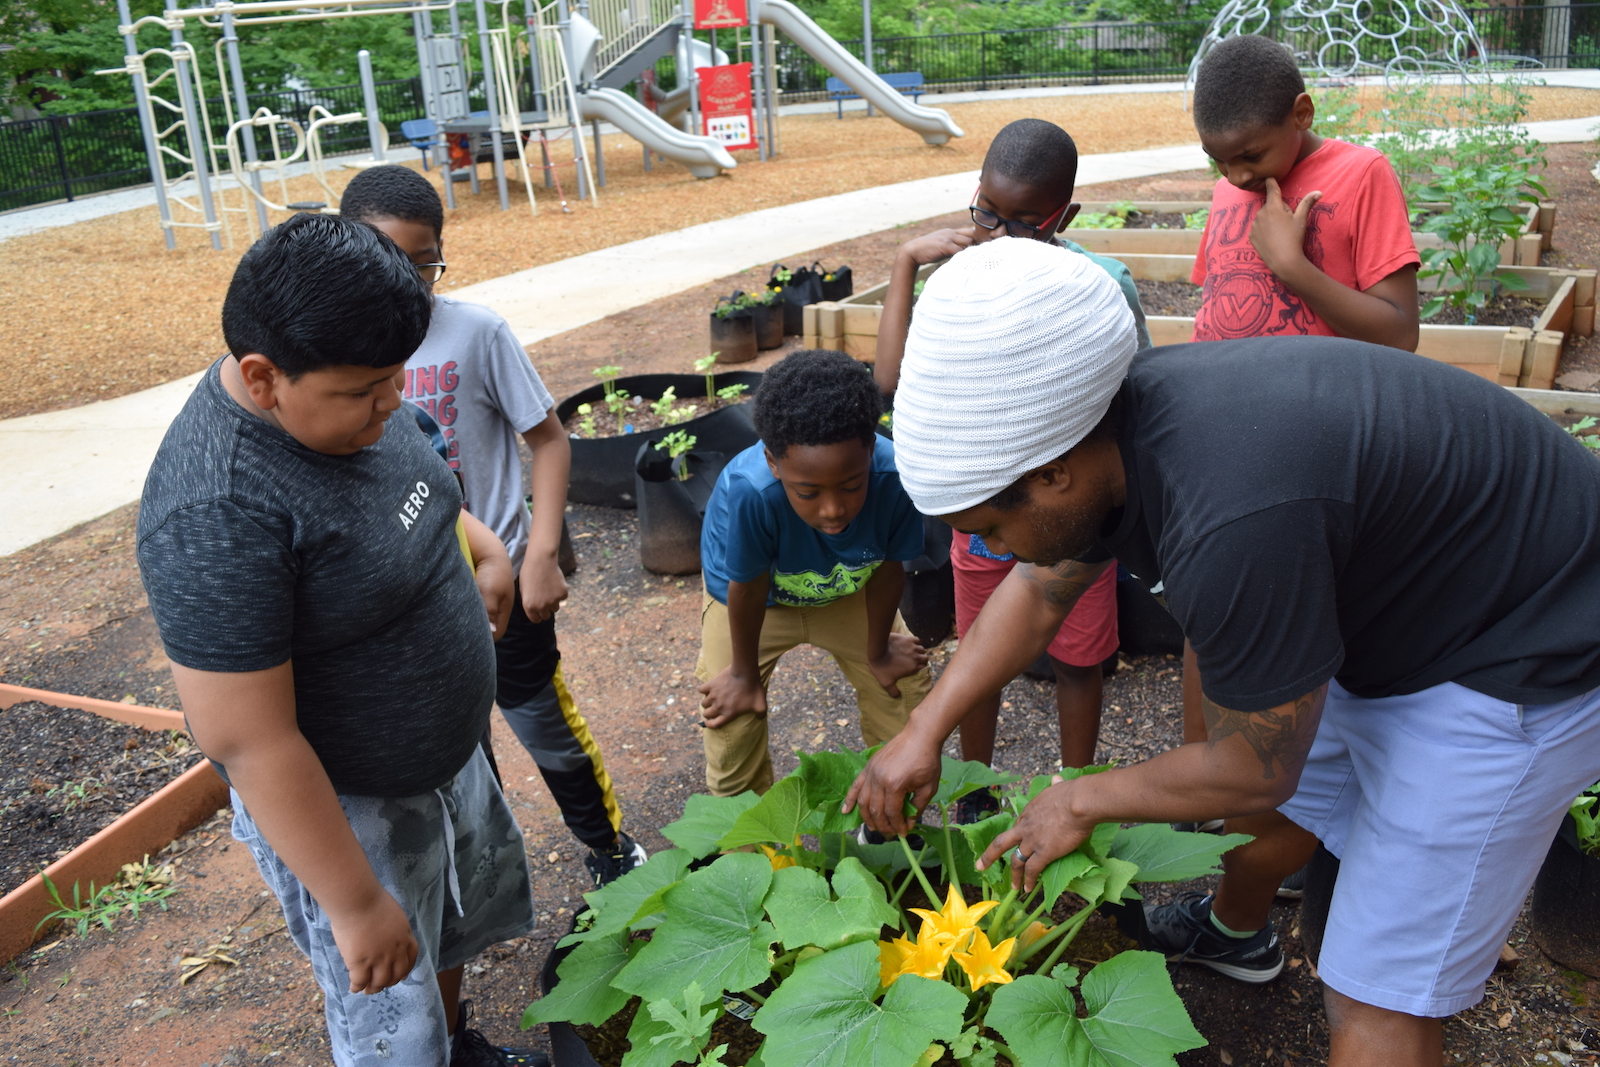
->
[[8, 5, 1600, 211]]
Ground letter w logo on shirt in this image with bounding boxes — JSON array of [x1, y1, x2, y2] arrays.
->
[[396, 479, 432, 531]]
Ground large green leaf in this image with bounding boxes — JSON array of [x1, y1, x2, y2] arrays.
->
[[561, 849, 691, 947], [932, 756, 1017, 808], [719, 777, 810, 850], [663, 792, 761, 859], [985, 974, 1095, 1067], [522, 932, 635, 1027], [751, 941, 966, 1067], [1037, 851, 1096, 913], [795, 750, 868, 834], [764, 858, 899, 951], [956, 814, 1015, 891], [1107, 824, 1252, 884], [1079, 951, 1206, 1066], [1069, 856, 1141, 909], [615, 852, 777, 1004]]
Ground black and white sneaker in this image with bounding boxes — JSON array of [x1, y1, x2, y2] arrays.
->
[[1276, 864, 1308, 900], [951, 788, 1000, 825], [451, 999, 550, 1066], [1140, 892, 1284, 983], [1170, 819, 1225, 834], [584, 830, 648, 888]]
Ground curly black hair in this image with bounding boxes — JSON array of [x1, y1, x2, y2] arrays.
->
[[339, 164, 445, 238], [752, 349, 882, 459], [1193, 35, 1306, 135], [982, 118, 1078, 197]]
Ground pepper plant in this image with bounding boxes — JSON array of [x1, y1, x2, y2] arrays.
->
[[525, 750, 1241, 1066], [1413, 161, 1545, 322]]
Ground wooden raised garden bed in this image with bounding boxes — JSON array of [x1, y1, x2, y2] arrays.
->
[[805, 201, 1588, 390]]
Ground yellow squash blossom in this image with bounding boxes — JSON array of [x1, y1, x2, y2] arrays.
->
[[953, 927, 1016, 991], [910, 884, 999, 948], [758, 844, 796, 870], [878, 925, 960, 988], [1016, 920, 1052, 957]]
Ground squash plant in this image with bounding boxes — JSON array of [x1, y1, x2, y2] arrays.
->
[[525, 750, 1246, 1067]]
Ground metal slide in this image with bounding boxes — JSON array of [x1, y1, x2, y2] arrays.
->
[[753, 0, 963, 145], [576, 86, 737, 178]]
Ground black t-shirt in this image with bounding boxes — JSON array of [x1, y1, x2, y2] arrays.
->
[[1098, 337, 1600, 712], [137, 362, 497, 796]]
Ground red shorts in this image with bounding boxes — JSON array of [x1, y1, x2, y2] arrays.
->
[[950, 534, 1119, 668]]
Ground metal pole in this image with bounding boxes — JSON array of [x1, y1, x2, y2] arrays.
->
[[684, 0, 700, 139], [168, 0, 222, 250], [118, 0, 177, 247], [48, 118, 73, 203], [764, 23, 777, 154], [473, 0, 509, 209], [358, 50, 388, 161], [591, 118, 605, 186], [747, 5, 766, 162], [219, 3, 270, 233], [861, 0, 872, 116]]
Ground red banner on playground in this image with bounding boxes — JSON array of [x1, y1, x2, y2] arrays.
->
[[693, 0, 746, 28], [697, 62, 758, 151]]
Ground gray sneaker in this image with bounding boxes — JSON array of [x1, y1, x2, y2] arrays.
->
[[1141, 892, 1284, 983]]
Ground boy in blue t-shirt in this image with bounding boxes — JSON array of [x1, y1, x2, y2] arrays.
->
[[697, 349, 932, 795]]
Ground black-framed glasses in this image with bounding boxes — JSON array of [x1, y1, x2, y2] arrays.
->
[[968, 186, 1071, 240], [416, 262, 448, 283]]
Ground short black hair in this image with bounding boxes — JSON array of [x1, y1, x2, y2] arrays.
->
[[221, 213, 433, 378], [339, 164, 445, 238], [982, 118, 1079, 197], [752, 349, 882, 459], [1193, 34, 1306, 135]]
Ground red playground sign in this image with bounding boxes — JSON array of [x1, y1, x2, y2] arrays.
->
[[693, 0, 746, 29], [697, 62, 758, 151]]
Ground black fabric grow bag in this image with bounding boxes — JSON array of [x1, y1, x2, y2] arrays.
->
[[635, 445, 727, 575], [1532, 815, 1600, 977], [557, 372, 762, 508]]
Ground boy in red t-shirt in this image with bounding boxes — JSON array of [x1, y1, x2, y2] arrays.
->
[[1190, 34, 1420, 350]]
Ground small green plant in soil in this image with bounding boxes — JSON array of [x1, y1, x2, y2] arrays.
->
[[39, 856, 177, 936], [1570, 781, 1600, 857], [1565, 416, 1600, 454], [696, 355, 719, 400], [525, 750, 1231, 1066], [1413, 161, 1546, 322], [46, 777, 103, 813], [740, 288, 780, 309], [1183, 209, 1209, 231], [771, 266, 793, 285], [1071, 201, 1137, 231], [652, 387, 679, 419], [605, 389, 634, 434], [655, 432, 698, 481], [594, 365, 623, 401], [577, 403, 597, 438], [716, 384, 749, 403]]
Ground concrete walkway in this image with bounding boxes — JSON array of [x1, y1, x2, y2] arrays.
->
[[0, 143, 1207, 556]]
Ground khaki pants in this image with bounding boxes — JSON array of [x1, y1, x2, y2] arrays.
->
[[695, 589, 932, 796]]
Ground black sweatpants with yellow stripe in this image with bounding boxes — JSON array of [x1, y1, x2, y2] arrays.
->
[[495, 586, 622, 850]]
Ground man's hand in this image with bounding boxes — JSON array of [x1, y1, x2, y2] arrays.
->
[[520, 553, 568, 624], [1249, 178, 1322, 279], [867, 631, 929, 698], [472, 552, 514, 640], [897, 227, 978, 268], [699, 667, 767, 729], [842, 726, 942, 837], [328, 888, 420, 994], [977, 774, 1096, 893]]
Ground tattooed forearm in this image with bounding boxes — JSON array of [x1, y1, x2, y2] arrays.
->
[[1019, 560, 1106, 610], [1201, 687, 1325, 780]]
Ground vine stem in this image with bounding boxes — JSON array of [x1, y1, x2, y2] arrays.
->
[[1030, 904, 1095, 978], [985, 885, 1020, 938], [898, 833, 941, 905]]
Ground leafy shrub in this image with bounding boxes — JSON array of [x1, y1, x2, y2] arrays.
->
[[1413, 161, 1545, 320]]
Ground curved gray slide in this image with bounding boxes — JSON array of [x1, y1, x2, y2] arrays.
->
[[576, 86, 737, 178], [754, 0, 963, 145]]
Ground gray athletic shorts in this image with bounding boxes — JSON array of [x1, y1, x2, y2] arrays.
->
[[232, 747, 536, 1066]]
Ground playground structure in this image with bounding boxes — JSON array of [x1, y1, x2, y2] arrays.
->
[[103, 0, 964, 247]]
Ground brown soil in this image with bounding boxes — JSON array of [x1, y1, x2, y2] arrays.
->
[[0, 700, 202, 896], [1135, 278, 1205, 318], [3, 169, 1600, 1065], [6, 87, 1600, 420], [563, 392, 750, 439]]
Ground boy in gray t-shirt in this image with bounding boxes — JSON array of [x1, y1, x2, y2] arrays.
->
[[137, 215, 538, 1066], [342, 166, 645, 887]]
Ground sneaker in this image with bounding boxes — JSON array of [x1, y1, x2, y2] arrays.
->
[[855, 824, 926, 850], [1170, 819, 1225, 834], [584, 830, 648, 888], [1140, 892, 1284, 983], [951, 788, 1000, 825], [1276, 864, 1308, 900], [451, 999, 550, 1066]]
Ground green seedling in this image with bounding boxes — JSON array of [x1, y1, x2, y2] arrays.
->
[[1566, 415, 1600, 454], [772, 265, 793, 284], [576, 402, 596, 438], [46, 778, 102, 813], [716, 383, 749, 403], [5, 962, 29, 991], [1571, 780, 1600, 856], [641, 982, 726, 1065], [1109, 199, 1137, 220], [38, 857, 176, 937], [651, 387, 678, 419], [655, 431, 698, 481], [1069, 211, 1125, 230], [1183, 209, 1209, 231], [604, 389, 632, 434], [592, 365, 622, 401], [695, 355, 718, 400], [664, 405, 697, 426]]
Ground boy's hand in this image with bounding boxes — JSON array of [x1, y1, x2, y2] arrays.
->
[[897, 227, 977, 268], [473, 553, 515, 640], [521, 554, 568, 623], [328, 888, 420, 994], [699, 667, 768, 728], [867, 631, 929, 697], [1250, 178, 1322, 279]]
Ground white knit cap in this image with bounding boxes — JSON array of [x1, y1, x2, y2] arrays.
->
[[893, 237, 1137, 515]]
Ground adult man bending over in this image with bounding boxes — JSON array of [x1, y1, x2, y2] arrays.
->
[[844, 236, 1600, 1066]]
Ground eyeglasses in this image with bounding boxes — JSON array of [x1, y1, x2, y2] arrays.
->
[[969, 186, 1071, 240], [416, 262, 448, 283]]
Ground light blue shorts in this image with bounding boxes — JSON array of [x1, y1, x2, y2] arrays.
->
[[1281, 679, 1600, 1017], [232, 747, 536, 1066]]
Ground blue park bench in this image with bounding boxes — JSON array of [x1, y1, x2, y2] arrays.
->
[[826, 72, 925, 118]]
